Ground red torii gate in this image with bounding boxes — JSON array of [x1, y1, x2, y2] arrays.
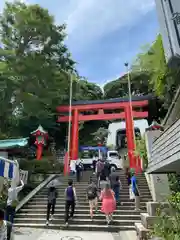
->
[[57, 96, 149, 170]]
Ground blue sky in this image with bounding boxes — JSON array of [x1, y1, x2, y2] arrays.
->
[[0, 0, 160, 86]]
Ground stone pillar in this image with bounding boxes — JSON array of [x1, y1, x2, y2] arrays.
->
[[145, 130, 170, 201]]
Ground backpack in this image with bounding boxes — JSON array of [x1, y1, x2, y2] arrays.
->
[[66, 186, 74, 201], [100, 169, 106, 181], [48, 190, 56, 203], [97, 161, 104, 173], [87, 186, 96, 199]]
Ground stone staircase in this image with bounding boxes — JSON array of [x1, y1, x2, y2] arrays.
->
[[14, 170, 152, 232]]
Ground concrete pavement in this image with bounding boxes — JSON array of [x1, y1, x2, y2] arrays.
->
[[14, 228, 137, 240]]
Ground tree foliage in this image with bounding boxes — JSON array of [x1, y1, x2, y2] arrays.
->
[[0, 1, 104, 144], [134, 137, 148, 169], [0, 1, 74, 135], [132, 34, 180, 109], [1, 1, 179, 150], [91, 127, 110, 145], [151, 192, 180, 240], [104, 34, 180, 123], [132, 35, 167, 96], [103, 72, 150, 99]]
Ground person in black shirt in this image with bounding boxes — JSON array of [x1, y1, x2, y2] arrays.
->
[[76, 161, 81, 182], [126, 168, 131, 186], [46, 186, 58, 225], [99, 167, 108, 190], [109, 168, 122, 204], [104, 161, 111, 180], [92, 157, 97, 174]]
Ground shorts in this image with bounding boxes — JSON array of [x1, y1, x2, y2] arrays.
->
[[89, 197, 98, 208]]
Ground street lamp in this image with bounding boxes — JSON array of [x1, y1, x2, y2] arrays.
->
[[124, 62, 136, 166], [124, 63, 133, 111], [67, 73, 73, 167]]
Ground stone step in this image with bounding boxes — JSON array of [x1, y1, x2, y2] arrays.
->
[[63, 176, 148, 180], [19, 209, 142, 215], [38, 191, 151, 196], [15, 170, 150, 232], [47, 183, 150, 188], [28, 199, 148, 204], [62, 179, 148, 183], [51, 184, 147, 188], [13, 223, 135, 232], [15, 213, 141, 220], [32, 195, 151, 200], [39, 188, 150, 193], [14, 217, 141, 226], [61, 179, 148, 183], [41, 187, 150, 191], [24, 204, 146, 210]]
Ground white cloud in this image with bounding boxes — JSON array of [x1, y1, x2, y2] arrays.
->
[[0, 0, 155, 49], [64, 0, 155, 48]]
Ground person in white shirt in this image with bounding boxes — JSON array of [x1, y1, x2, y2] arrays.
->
[[5, 180, 24, 224]]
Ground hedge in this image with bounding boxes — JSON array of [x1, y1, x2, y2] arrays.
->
[[19, 159, 64, 174]]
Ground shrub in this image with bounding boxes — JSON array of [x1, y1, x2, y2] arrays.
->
[[150, 192, 180, 240], [168, 173, 180, 193], [134, 137, 148, 169], [18, 182, 38, 201], [19, 159, 64, 173]]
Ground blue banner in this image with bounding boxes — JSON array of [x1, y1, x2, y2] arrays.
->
[[79, 146, 108, 152]]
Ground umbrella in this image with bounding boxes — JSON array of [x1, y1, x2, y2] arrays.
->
[[46, 177, 62, 188]]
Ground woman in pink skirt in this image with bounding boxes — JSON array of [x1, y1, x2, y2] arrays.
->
[[100, 182, 116, 224]]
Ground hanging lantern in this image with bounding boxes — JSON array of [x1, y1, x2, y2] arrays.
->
[[31, 125, 48, 160]]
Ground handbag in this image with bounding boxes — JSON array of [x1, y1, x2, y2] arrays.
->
[[129, 185, 135, 200]]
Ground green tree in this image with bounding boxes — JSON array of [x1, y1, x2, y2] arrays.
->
[[132, 34, 180, 109], [0, 1, 76, 114], [0, 1, 76, 138], [135, 137, 148, 169], [0, 1, 105, 145], [132, 34, 167, 96], [91, 127, 110, 145], [103, 72, 150, 99], [75, 78, 103, 101]]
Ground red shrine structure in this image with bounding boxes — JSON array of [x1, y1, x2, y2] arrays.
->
[[57, 95, 150, 170]]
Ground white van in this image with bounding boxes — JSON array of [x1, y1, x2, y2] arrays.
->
[[106, 150, 123, 169], [80, 150, 122, 170]]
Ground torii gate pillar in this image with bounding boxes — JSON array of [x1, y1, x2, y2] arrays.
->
[[125, 104, 136, 169], [71, 108, 79, 160]]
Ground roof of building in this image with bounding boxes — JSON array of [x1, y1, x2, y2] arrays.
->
[[0, 138, 29, 149], [71, 94, 153, 106]]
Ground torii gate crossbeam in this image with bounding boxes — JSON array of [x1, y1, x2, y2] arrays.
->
[[57, 95, 150, 171]]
